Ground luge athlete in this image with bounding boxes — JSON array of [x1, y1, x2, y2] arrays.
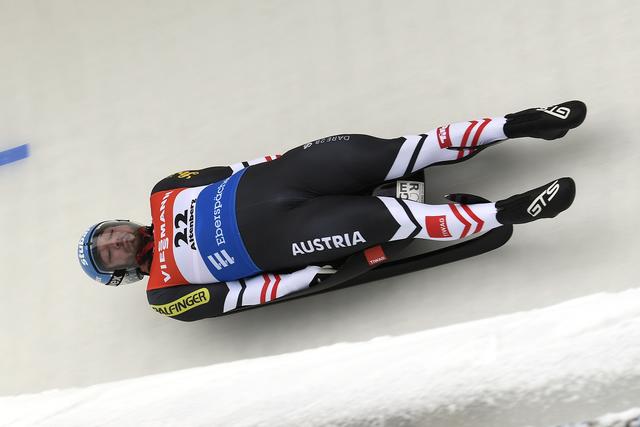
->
[[77, 100, 586, 321]]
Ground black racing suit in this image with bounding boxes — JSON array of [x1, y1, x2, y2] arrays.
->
[[147, 115, 510, 320]]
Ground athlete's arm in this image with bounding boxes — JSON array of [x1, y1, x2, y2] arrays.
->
[[151, 166, 233, 193], [151, 155, 281, 194], [146, 265, 330, 321]]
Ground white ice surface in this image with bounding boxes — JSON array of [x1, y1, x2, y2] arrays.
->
[[554, 408, 640, 427], [590, 409, 640, 427], [2, 288, 640, 427]]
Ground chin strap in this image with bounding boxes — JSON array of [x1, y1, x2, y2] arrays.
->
[[135, 226, 154, 268]]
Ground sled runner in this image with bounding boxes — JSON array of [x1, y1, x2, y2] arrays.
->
[[234, 171, 514, 311]]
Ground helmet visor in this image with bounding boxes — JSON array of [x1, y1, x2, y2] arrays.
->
[[89, 221, 145, 273]]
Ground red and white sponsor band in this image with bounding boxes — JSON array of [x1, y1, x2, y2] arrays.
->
[[221, 266, 330, 313], [377, 196, 501, 242], [385, 117, 506, 181]]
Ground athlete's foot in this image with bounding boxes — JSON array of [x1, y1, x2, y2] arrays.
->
[[503, 100, 587, 140], [495, 177, 576, 225]]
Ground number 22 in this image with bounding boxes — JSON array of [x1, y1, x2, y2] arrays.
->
[[174, 210, 188, 247]]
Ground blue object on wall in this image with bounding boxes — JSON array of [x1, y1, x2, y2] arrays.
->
[[0, 144, 30, 166]]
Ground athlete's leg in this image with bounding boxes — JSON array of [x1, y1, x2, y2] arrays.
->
[[238, 100, 585, 270], [244, 177, 576, 271], [271, 119, 508, 195], [242, 100, 585, 198]]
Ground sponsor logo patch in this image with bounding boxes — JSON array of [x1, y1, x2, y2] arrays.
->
[[150, 288, 210, 317], [157, 191, 173, 283], [207, 250, 235, 270], [292, 231, 366, 256], [536, 105, 570, 119], [436, 125, 452, 148], [303, 135, 351, 149], [107, 274, 124, 287], [213, 177, 229, 246], [425, 215, 452, 238], [527, 180, 560, 217], [364, 245, 387, 266], [78, 229, 90, 267], [397, 181, 424, 203], [174, 171, 199, 180], [187, 199, 197, 250]]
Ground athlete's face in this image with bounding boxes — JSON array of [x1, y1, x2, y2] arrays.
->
[[95, 224, 142, 270]]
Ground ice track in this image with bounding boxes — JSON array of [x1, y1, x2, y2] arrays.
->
[[2, 289, 640, 427]]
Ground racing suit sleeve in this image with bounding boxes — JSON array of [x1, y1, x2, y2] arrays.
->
[[151, 155, 281, 194], [146, 265, 332, 321]]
